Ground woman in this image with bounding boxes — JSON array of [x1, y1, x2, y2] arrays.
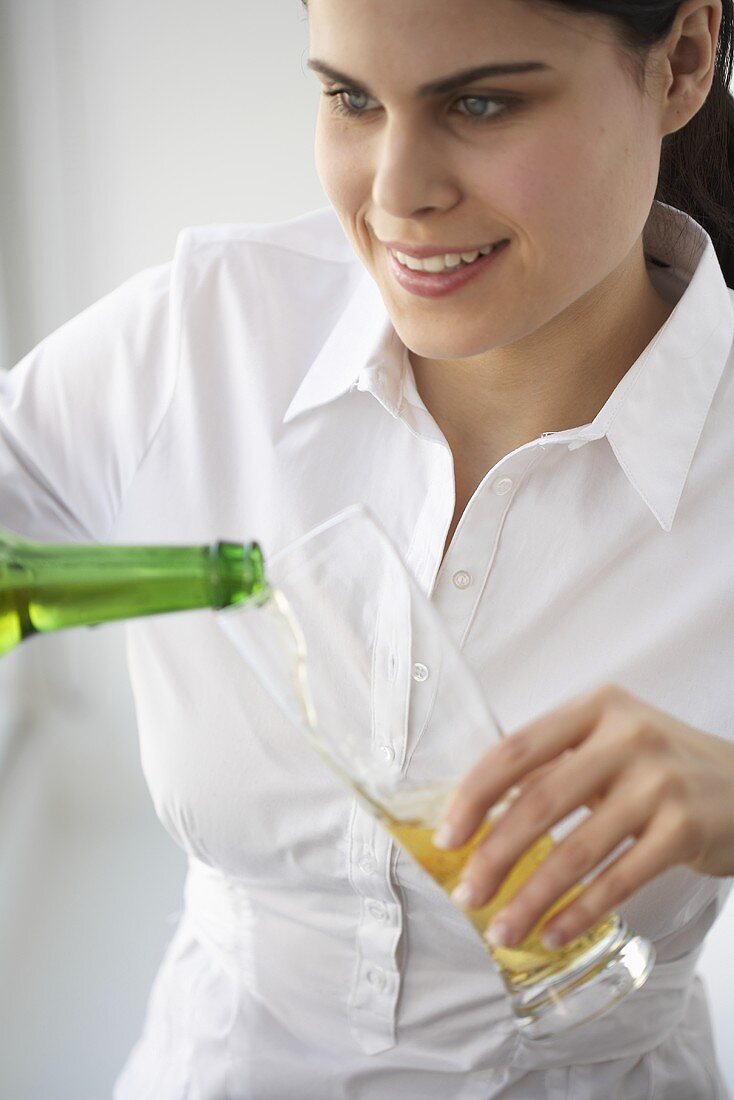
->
[[4, 0, 734, 1096]]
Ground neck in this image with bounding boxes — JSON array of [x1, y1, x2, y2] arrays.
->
[[409, 240, 674, 470]]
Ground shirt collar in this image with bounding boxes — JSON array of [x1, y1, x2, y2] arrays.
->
[[569, 201, 734, 531], [283, 201, 734, 532], [282, 265, 406, 424]]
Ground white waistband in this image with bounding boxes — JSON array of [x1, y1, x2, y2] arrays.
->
[[182, 854, 705, 1068]]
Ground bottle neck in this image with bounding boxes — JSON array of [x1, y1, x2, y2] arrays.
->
[[210, 541, 268, 609], [0, 537, 268, 649]]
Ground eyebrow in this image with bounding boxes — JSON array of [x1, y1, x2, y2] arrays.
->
[[306, 59, 552, 96]]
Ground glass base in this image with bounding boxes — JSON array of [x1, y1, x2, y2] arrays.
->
[[509, 925, 656, 1041]]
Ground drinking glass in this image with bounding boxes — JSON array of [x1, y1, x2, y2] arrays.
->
[[216, 502, 655, 1040]]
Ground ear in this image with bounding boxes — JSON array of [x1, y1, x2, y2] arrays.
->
[[659, 0, 723, 136]]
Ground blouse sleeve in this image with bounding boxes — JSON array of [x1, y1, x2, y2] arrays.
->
[[0, 236, 187, 544]]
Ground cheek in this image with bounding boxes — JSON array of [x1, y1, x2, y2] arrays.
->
[[488, 125, 614, 230], [483, 112, 648, 273], [314, 120, 366, 212]]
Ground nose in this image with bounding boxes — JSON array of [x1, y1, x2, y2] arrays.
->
[[371, 119, 461, 220]]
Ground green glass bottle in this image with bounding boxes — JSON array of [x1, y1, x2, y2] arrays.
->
[[0, 528, 270, 657]]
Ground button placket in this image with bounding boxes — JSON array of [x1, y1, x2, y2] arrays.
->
[[347, 801, 404, 1053], [430, 452, 542, 647], [403, 582, 447, 766], [371, 572, 413, 770]]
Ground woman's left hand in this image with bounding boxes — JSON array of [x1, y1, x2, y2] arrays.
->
[[434, 683, 734, 951]]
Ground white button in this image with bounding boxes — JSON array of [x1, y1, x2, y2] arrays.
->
[[412, 662, 429, 682], [379, 744, 395, 763], [494, 477, 513, 495], [359, 853, 377, 875], [367, 967, 387, 992], [452, 570, 472, 589], [367, 901, 388, 921]]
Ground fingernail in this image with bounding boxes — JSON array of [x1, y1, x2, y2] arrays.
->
[[451, 881, 475, 909], [541, 928, 564, 950], [432, 822, 456, 849], [485, 920, 512, 948]]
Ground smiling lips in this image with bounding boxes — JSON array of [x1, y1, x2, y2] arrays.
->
[[386, 239, 511, 298], [391, 242, 505, 274]]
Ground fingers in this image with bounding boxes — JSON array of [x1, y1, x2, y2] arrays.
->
[[534, 806, 684, 948], [429, 684, 702, 952], [481, 784, 649, 948], [451, 740, 619, 911], [438, 689, 606, 849]]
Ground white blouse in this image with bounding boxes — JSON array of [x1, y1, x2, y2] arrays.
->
[[2, 199, 733, 1099]]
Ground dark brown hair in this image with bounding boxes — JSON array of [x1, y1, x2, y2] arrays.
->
[[301, 0, 734, 287]]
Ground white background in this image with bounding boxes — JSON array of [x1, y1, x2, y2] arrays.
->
[[0, 2, 731, 1096]]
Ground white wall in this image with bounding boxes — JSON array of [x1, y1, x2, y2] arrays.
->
[[0, 3, 732, 1097]]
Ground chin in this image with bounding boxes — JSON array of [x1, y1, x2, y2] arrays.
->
[[391, 318, 507, 362]]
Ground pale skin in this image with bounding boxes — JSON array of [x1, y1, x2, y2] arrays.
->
[[307, 0, 734, 950]]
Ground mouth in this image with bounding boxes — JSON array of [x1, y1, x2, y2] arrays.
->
[[388, 240, 509, 274], [385, 239, 512, 299]]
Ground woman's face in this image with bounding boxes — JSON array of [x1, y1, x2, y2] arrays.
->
[[308, 0, 675, 362]]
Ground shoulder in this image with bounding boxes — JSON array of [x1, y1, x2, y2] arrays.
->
[[172, 204, 358, 278], [65, 207, 359, 347], [166, 206, 366, 356]]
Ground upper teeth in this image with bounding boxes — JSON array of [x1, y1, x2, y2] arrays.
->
[[392, 244, 497, 273]]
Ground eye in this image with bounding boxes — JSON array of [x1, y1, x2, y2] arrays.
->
[[323, 88, 521, 124], [323, 89, 378, 118], [460, 96, 513, 121]]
